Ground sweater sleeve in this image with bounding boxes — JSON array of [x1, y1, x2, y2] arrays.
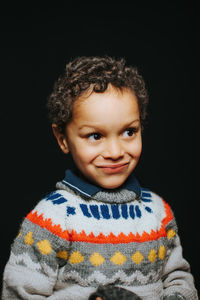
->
[[2, 194, 70, 300], [2, 218, 59, 299], [161, 208, 198, 300]]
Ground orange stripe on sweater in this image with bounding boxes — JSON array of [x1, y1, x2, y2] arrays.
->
[[162, 200, 173, 227], [69, 227, 167, 243], [26, 211, 70, 240], [26, 199, 173, 244]]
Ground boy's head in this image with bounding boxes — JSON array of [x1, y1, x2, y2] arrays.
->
[[47, 56, 149, 189]]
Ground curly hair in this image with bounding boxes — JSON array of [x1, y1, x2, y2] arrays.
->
[[47, 56, 149, 134]]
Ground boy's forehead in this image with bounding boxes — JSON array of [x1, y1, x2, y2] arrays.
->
[[70, 85, 140, 128], [74, 85, 136, 109]]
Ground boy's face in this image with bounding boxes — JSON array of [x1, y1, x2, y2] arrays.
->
[[61, 85, 142, 189]]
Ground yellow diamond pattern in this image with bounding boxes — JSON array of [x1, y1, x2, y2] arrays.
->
[[57, 250, 68, 260], [90, 252, 105, 266], [167, 229, 176, 240], [69, 251, 84, 264], [131, 251, 144, 264], [158, 245, 166, 260], [24, 231, 34, 246], [37, 240, 52, 255], [148, 249, 157, 263], [110, 252, 127, 265]]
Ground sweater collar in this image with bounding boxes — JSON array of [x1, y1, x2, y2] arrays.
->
[[62, 169, 141, 199]]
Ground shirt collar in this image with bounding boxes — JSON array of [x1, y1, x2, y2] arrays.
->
[[62, 169, 141, 199]]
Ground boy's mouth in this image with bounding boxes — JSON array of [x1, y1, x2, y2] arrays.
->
[[97, 163, 129, 174]]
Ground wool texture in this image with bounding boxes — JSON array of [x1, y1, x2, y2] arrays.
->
[[2, 170, 198, 300]]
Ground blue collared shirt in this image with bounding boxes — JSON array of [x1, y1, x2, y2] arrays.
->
[[62, 169, 141, 199]]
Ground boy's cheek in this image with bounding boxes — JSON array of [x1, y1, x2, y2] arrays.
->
[[129, 141, 142, 159]]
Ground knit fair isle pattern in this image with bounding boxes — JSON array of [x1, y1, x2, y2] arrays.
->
[[13, 189, 177, 287]]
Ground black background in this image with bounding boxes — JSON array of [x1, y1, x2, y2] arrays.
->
[[0, 2, 199, 294]]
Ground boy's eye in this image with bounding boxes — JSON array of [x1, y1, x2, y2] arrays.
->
[[88, 133, 102, 141], [123, 128, 138, 137]]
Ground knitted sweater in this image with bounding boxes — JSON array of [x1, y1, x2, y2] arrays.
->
[[2, 170, 198, 300]]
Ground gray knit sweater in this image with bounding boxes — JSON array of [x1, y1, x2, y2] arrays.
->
[[2, 171, 198, 300]]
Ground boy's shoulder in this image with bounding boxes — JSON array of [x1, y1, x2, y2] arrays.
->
[[25, 189, 74, 232], [141, 186, 173, 209], [141, 187, 169, 208], [141, 187, 176, 229]]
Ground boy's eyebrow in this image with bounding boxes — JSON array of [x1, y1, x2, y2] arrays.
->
[[122, 119, 140, 128], [78, 119, 140, 130]]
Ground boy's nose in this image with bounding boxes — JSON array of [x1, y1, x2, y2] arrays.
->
[[102, 138, 124, 160]]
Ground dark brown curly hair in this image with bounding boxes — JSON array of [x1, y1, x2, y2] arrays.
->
[[47, 56, 149, 134]]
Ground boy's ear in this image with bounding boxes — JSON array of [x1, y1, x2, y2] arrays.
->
[[52, 124, 69, 154]]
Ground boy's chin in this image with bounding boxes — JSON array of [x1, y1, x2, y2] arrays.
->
[[93, 177, 128, 190]]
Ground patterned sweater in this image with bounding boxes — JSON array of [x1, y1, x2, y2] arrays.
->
[[2, 170, 198, 300]]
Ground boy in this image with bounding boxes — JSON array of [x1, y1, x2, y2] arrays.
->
[[2, 56, 198, 300]]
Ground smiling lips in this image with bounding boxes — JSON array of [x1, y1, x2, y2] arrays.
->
[[97, 163, 129, 174]]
